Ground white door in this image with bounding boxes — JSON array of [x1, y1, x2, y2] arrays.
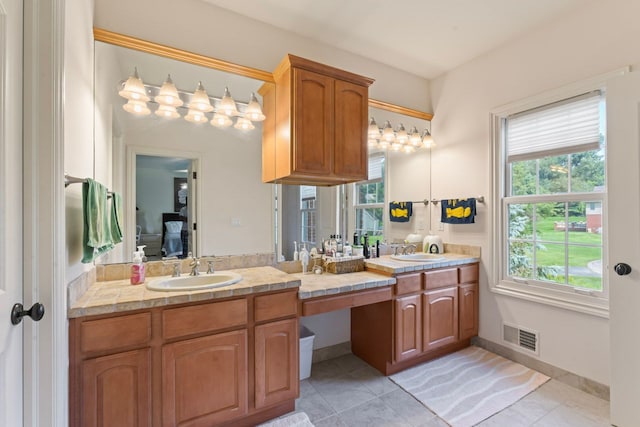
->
[[608, 70, 640, 426], [0, 0, 24, 425]]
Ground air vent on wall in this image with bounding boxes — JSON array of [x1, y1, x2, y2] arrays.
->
[[503, 322, 539, 355]]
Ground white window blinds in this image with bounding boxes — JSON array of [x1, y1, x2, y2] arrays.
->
[[367, 153, 385, 181], [506, 91, 602, 162]]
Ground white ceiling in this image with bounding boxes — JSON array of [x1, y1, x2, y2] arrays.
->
[[202, 0, 593, 79]]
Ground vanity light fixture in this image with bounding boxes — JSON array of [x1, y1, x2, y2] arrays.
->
[[368, 116, 434, 152], [117, 71, 267, 132]]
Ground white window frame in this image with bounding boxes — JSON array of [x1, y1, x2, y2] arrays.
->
[[353, 152, 386, 240], [300, 186, 317, 247], [490, 69, 627, 319]]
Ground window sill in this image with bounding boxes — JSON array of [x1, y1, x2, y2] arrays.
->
[[491, 280, 609, 319]]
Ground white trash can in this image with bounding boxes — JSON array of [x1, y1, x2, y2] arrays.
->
[[299, 325, 315, 380]]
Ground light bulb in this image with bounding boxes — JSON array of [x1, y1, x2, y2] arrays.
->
[[210, 113, 232, 128], [409, 126, 422, 146], [368, 138, 379, 148], [402, 144, 415, 154], [187, 82, 214, 113], [234, 117, 255, 130], [219, 87, 239, 116], [368, 117, 381, 139], [155, 104, 180, 119], [118, 67, 150, 102], [391, 141, 403, 151], [123, 99, 150, 116], [382, 121, 395, 142], [422, 129, 434, 148], [184, 109, 207, 123], [244, 93, 265, 121], [155, 74, 183, 107], [395, 123, 408, 143]]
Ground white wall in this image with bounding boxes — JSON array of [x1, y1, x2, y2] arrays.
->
[[430, 0, 640, 385]]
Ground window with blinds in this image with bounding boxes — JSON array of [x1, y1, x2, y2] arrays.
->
[[502, 90, 606, 296]]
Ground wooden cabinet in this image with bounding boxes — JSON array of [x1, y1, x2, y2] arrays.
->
[[352, 262, 479, 375], [70, 289, 299, 427], [255, 318, 298, 409], [394, 295, 422, 362], [423, 287, 459, 351], [162, 330, 248, 426], [261, 54, 374, 185], [81, 349, 151, 427]]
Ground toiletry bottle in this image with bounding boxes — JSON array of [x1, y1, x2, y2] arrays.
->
[[130, 250, 145, 285], [344, 241, 352, 257], [137, 245, 147, 262], [423, 231, 443, 254], [300, 244, 310, 274], [353, 232, 359, 246], [293, 241, 299, 261], [362, 234, 370, 259], [376, 240, 380, 258]]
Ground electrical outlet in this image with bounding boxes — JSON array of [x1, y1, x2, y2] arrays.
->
[[417, 219, 426, 231], [231, 218, 241, 227], [438, 222, 444, 231]]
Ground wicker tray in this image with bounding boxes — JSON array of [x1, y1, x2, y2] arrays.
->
[[323, 256, 364, 274]]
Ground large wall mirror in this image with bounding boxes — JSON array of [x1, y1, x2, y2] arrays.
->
[[93, 29, 434, 265], [94, 31, 276, 263]]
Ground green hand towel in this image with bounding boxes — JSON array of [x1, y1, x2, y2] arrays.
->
[[110, 192, 124, 244], [82, 178, 114, 263]]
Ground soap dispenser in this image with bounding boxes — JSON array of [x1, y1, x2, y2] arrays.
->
[[423, 232, 443, 254], [130, 250, 146, 285], [293, 241, 299, 261]]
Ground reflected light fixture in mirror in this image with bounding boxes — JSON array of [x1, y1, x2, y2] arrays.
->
[[118, 68, 266, 130], [368, 117, 434, 153]]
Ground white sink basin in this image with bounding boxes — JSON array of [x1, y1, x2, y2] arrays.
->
[[390, 253, 446, 262], [146, 272, 243, 292]]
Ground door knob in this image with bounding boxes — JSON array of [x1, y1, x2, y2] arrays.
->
[[614, 263, 632, 276], [10, 302, 45, 325]]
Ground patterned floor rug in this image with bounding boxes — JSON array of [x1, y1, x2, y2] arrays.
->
[[390, 346, 550, 426]]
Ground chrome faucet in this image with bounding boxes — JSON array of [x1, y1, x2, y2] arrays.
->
[[206, 260, 215, 274], [171, 263, 181, 277], [402, 244, 417, 255], [189, 256, 200, 276]]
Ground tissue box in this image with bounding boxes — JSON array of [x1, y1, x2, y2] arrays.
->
[[323, 256, 364, 274]]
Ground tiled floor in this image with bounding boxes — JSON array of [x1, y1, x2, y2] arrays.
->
[[295, 353, 611, 427]]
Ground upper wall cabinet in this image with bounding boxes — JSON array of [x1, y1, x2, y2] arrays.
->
[[260, 54, 374, 185]]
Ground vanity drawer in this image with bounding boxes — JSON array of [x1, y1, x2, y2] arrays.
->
[[80, 312, 152, 354], [162, 299, 247, 340], [254, 291, 298, 323], [424, 268, 458, 290], [395, 273, 423, 296], [459, 263, 479, 284]]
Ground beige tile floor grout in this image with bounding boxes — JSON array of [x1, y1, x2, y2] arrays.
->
[[294, 352, 611, 427]]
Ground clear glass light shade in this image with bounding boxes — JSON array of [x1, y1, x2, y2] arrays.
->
[[409, 126, 422, 146], [382, 121, 395, 142], [219, 87, 239, 116], [155, 104, 180, 119], [210, 113, 232, 128], [184, 109, 208, 123], [402, 144, 415, 154], [244, 93, 265, 121], [391, 141, 403, 151], [187, 82, 214, 112], [378, 140, 390, 150], [234, 117, 255, 130], [155, 75, 183, 107], [118, 68, 150, 102], [395, 123, 408, 143], [368, 117, 381, 139], [123, 99, 151, 116]]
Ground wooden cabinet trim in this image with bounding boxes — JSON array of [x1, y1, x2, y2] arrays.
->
[[395, 273, 423, 296], [459, 282, 479, 340], [301, 286, 392, 316], [424, 268, 459, 290], [254, 291, 298, 323], [162, 298, 247, 340], [394, 295, 422, 363], [80, 312, 151, 354], [459, 263, 480, 284], [423, 286, 459, 352]]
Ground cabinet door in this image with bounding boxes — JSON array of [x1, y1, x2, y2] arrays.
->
[[394, 295, 422, 362], [423, 287, 459, 352], [292, 68, 333, 176], [255, 318, 299, 409], [459, 283, 479, 340], [333, 79, 368, 180], [162, 329, 248, 426], [81, 348, 151, 427]]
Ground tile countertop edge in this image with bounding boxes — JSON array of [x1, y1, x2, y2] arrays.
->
[[68, 266, 301, 319], [364, 254, 480, 275]]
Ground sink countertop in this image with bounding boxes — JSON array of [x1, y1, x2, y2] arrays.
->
[[364, 253, 480, 275], [68, 266, 300, 318], [294, 271, 397, 300]]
